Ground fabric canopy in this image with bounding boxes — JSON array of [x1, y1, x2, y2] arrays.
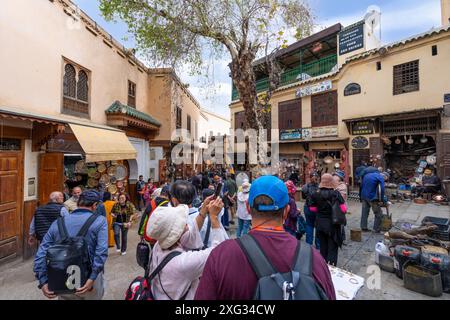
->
[[69, 124, 137, 163]]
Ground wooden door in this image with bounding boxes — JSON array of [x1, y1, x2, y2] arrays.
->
[[369, 137, 383, 168], [352, 149, 370, 186], [437, 133, 450, 179], [0, 152, 23, 262], [38, 153, 64, 206]]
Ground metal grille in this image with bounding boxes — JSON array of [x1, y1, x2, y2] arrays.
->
[[63, 64, 76, 98], [393, 60, 419, 95], [381, 116, 438, 135], [76, 70, 88, 102], [176, 107, 182, 129], [128, 80, 136, 108]]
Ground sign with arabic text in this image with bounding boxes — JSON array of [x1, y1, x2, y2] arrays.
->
[[296, 80, 332, 98], [280, 129, 302, 141], [351, 121, 373, 135], [312, 126, 338, 138]]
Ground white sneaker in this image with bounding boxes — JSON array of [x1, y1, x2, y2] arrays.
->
[[116, 249, 121, 253], [121, 251, 127, 256]]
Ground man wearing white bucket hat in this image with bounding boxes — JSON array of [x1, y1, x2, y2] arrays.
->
[[146, 197, 227, 300], [236, 181, 251, 238]]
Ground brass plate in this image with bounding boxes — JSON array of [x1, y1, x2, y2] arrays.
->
[[99, 174, 110, 186], [107, 184, 118, 194], [87, 168, 97, 177], [87, 178, 99, 188], [75, 160, 85, 172], [97, 163, 107, 173]]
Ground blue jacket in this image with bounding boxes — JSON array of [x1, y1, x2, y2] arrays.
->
[[33, 208, 108, 286], [361, 172, 385, 202], [95, 201, 107, 217]]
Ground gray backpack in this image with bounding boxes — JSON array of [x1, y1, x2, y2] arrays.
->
[[237, 234, 328, 300]]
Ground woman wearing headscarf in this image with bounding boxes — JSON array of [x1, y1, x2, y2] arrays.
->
[[309, 173, 347, 266], [102, 192, 116, 248]]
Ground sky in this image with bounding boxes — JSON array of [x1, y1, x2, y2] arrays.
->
[[72, 0, 442, 118]]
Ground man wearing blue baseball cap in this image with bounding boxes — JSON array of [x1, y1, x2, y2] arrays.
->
[[195, 175, 335, 300], [34, 190, 108, 300]]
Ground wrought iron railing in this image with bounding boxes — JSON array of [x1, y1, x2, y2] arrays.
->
[[232, 54, 337, 101]]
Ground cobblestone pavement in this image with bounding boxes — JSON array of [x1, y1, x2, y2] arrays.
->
[[0, 201, 449, 300]]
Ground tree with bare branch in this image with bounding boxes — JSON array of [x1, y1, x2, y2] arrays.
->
[[100, 0, 314, 132]]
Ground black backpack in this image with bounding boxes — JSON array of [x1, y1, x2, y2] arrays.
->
[[46, 214, 99, 294], [237, 234, 328, 300], [125, 251, 182, 300]]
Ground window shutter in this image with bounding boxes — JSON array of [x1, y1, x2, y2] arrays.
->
[[311, 91, 337, 127]]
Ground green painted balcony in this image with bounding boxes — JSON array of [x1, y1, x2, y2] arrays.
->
[[232, 54, 337, 101]]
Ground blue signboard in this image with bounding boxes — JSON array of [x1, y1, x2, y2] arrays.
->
[[280, 129, 302, 141], [445, 93, 450, 103], [339, 22, 364, 55]]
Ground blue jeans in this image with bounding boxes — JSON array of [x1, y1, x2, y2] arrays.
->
[[221, 207, 229, 229], [237, 218, 251, 238], [304, 205, 320, 249]]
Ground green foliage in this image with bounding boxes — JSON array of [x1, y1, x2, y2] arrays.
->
[[99, 0, 313, 129]]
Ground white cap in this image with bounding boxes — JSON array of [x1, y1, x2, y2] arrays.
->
[[146, 205, 188, 249]]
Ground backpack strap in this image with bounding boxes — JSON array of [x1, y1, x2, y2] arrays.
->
[[76, 214, 100, 237], [148, 251, 182, 281], [57, 217, 69, 241], [202, 216, 212, 249], [292, 241, 313, 276], [237, 234, 277, 278]]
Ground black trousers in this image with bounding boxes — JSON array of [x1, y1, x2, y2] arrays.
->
[[316, 230, 339, 266]]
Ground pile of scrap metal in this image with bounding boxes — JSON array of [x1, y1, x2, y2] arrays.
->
[[385, 223, 450, 252]]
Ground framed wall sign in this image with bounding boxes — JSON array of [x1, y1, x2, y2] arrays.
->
[[351, 121, 373, 135], [445, 93, 450, 103], [296, 80, 332, 98], [344, 83, 361, 96], [312, 126, 338, 138], [280, 129, 302, 141], [339, 21, 364, 55], [351, 136, 369, 149]]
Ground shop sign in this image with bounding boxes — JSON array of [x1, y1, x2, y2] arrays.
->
[[344, 83, 361, 96], [280, 129, 302, 141], [445, 93, 450, 103], [351, 136, 369, 149], [312, 126, 338, 138], [339, 22, 364, 55], [296, 80, 332, 98], [302, 128, 312, 140], [0, 138, 21, 151], [352, 121, 373, 135]]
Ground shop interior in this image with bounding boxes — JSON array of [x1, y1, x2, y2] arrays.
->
[[383, 134, 436, 184], [63, 155, 130, 198]]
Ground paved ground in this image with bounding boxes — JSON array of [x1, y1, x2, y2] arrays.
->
[[0, 200, 449, 300]]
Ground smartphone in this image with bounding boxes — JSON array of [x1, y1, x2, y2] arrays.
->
[[214, 183, 223, 199]]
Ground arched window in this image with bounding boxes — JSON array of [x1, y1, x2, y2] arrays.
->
[[63, 64, 76, 98], [77, 70, 88, 102]]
